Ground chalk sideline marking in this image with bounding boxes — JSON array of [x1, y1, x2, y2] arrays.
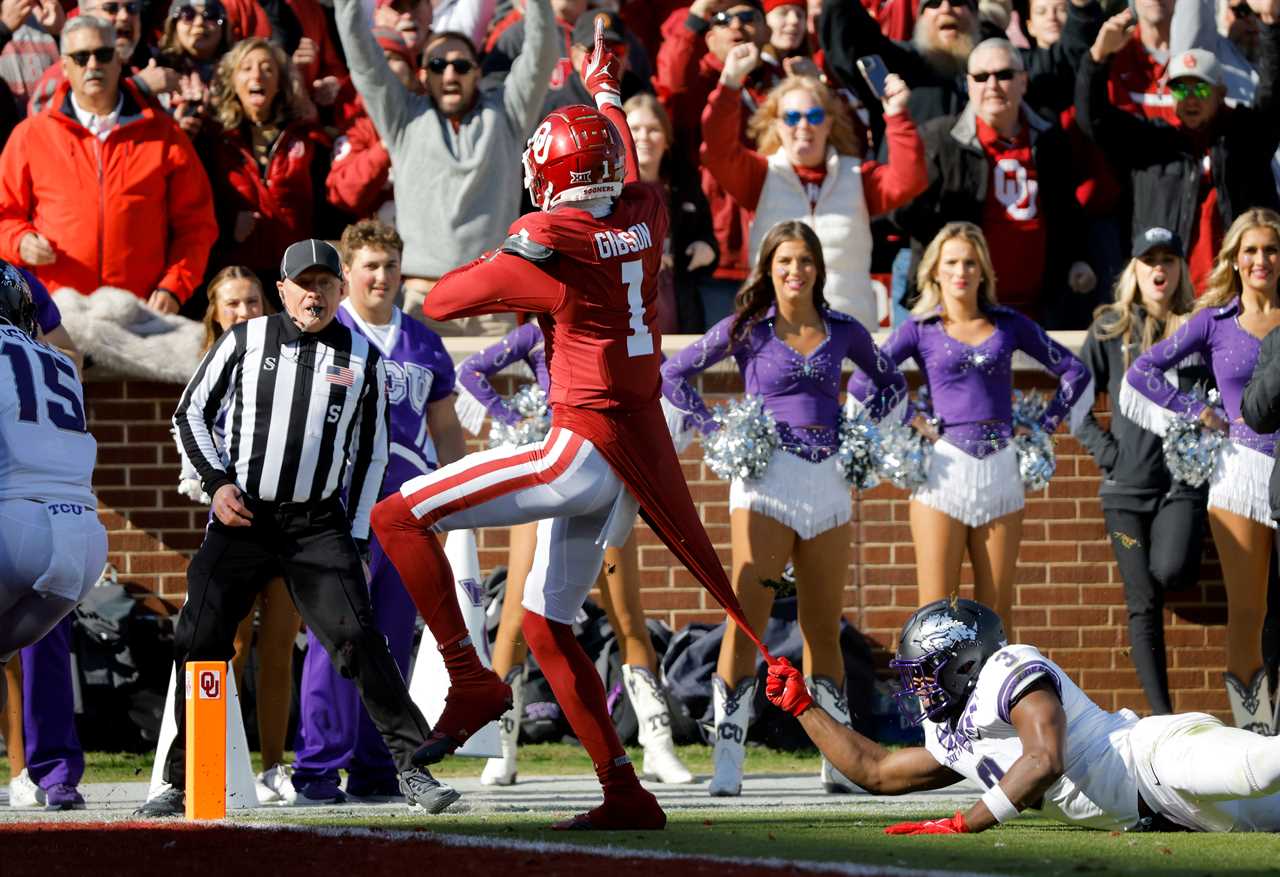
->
[[240, 820, 1004, 877]]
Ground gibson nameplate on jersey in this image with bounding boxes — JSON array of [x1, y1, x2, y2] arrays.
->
[[593, 223, 653, 260]]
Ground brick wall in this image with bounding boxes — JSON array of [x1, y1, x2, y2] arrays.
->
[[87, 372, 1230, 722]]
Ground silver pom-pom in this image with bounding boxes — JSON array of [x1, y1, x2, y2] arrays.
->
[[703, 395, 780, 482], [837, 408, 882, 489], [879, 419, 932, 490], [1012, 390, 1056, 493], [1162, 388, 1224, 487], [487, 383, 551, 448]]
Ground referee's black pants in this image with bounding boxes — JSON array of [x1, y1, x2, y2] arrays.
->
[[162, 496, 429, 789]]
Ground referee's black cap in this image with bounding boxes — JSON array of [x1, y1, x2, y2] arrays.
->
[[281, 239, 343, 281]]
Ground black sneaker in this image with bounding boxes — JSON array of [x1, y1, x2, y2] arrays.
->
[[398, 768, 460, 814], [133, 786, 185, 818]]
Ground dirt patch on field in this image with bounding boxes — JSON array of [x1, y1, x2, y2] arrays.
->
[[0, 822, 900, 877]]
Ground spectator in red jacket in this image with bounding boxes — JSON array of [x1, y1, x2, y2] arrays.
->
[[29, 0, 180, 114], [0, 15, 217, 311], [202, 36, 321, 293], [325, 27, 418, 223], [703, 46, 927, 328], [656, 0, 781, 322]]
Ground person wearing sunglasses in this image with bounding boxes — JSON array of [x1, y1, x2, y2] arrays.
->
[[332, 0, 559, 337], [891, 38, 1092, 328], [654, 0, 781, 326], [1079, 5, 1280, 293], [702, 39, 926, 329], [818, 0, 1103, 156], [155, 0, 232, 139], [0, 15, 217, 315], [27, 0, 182, 115]]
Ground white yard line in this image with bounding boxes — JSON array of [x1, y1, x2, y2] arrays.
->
[[240, 820, 1005, 877]]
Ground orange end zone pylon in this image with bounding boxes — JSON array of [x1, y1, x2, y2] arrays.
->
[[184, 661, 227, 820]]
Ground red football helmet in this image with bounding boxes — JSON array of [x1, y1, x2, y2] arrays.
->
[[522, 104, 625, 211]]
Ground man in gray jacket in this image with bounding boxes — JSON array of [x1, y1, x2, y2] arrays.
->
[[334, 0, 559, 335]]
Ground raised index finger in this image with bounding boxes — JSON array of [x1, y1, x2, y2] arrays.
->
[[594, 14, 605, 60]]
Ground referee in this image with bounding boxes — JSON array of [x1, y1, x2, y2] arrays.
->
[[135, 240, 455, 817]]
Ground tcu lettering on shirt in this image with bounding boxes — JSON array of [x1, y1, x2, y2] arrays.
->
[[993, 158, 1038, 221], [593, 222, 653, 260], [384, 360, 435, 415]]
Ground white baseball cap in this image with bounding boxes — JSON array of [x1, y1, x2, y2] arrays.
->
[[1167, 49, 1222, 87]]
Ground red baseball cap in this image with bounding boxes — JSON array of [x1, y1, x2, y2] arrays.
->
[[373, 26, 415, 67], [763, 0, 805, 11]]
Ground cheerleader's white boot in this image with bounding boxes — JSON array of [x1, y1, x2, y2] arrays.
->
[[1224, 669, 1276, 736], [808, 676, 862, 793], [709, 676, 754, 797], [623, 665, 694, 784], [480, 667, 525, 785]]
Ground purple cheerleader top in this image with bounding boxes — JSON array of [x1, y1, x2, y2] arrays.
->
[[456, 322, 551, 428], [1123, 300, 1277, 457], [849, 306, 1094, 459], [661, 305, 908, 461]]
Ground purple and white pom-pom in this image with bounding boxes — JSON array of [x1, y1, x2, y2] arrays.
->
[[1163, 387, 1224, 487], [487, 383, 551, 448], [837, 408, 882, 489], [1012, 390, 1056, 493], [703, 395, 779, 482]]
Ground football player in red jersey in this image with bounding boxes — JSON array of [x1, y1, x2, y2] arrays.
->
[[371, 20, 771, 830]]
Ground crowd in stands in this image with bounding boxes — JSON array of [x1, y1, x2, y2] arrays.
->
[[7, 0, 1280, 809], [0, 0, 1268, 337]]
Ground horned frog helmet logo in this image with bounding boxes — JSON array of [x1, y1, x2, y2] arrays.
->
[[916, 612, 978, 652]]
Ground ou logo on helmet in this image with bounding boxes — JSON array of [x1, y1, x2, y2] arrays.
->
[[530, 120, 555, 164]]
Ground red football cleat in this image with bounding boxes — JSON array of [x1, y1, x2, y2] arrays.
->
[[413, 671, 512, 766], [551, 786, 667, 831]]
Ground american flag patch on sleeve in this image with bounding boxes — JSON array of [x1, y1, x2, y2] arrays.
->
[[325, 364, 355, 386]]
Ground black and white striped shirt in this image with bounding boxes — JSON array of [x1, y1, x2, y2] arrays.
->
[[173, 312, 388, 539]]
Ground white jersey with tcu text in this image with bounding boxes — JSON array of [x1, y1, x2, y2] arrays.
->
[[0, 324, 97, 508], [923, 644, 1142, 831]]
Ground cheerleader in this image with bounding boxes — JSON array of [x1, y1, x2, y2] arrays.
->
[[456, 322, 695, 787], [1122, 209, 1280, 734], [849, 222, 1092, 629], [1077, 228, 1209, 716], [662, 220, 908, 797]]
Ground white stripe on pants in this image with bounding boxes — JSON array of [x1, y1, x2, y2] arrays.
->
[[397, 428, 627, 624]]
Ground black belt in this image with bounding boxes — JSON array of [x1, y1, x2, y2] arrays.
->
[[1133, 791, 1191, 832]]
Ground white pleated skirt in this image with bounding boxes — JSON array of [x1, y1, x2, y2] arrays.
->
[[1207, 439, 1277, 529], [729, 450, 852, 540], [911, 439, 1025, 528]]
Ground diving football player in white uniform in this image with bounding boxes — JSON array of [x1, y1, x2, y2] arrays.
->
[[767, 598, 1280, 833], [0, 262, 106, 660]]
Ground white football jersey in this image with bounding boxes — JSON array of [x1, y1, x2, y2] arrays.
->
[[923, 644, 1142, 830], [0, 325, 97, 508]]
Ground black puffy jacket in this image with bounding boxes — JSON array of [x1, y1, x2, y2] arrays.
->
[[1076, 22, 1280, 248]]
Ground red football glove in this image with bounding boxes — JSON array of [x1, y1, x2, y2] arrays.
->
[[580, 16, 622, 110], [884, 812, 970, 835], [765, 657, 813, 717]]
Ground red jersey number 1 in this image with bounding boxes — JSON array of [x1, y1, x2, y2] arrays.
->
[[622, 259, 653, 357]]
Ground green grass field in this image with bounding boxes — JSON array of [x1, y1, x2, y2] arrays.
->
[[7, 747, 1280, 875], [270, 809, 1280, 877]]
